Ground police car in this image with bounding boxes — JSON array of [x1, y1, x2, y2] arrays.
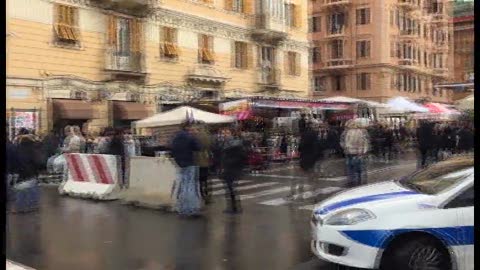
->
[[311, 155, 474, 270]]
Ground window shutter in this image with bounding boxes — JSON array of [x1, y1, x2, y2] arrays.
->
[[356, 9, 361, 25], [225, 0, 233, 11], [308, 18, 313, 32], [108, 15, 117, 46], [198, 34, 203, 63], [295, 53, 301, 76], [244, 0, 253, 15], [356, 41, 361, 59], [366, 41, 371, 57], [293, 4, 302, 28], [231, 41, 236, 68], [366, 73, 371, 90], [284, 51, 289, 75], [247, 43, 254, 69], [366, 8, 370, 24], [356, 74, 361, 90]]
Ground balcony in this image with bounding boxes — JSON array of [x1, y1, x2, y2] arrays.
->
[[105, 49, 146, 76], [325, 25, 346, 38], [324, 59, 353, 69], [433, 67, 448, 76], [397, 0, 419, 11], [430, 14, 448, 25], [399, 29, 419, 40], [251, 14, 288, 44], [321, 0, 351, 10], [258, 68, 281, 87], [398, 58, 415, 66], [91, 0, 157, 17]]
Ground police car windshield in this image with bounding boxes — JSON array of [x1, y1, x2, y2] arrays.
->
[[399, 158, 474, 195]]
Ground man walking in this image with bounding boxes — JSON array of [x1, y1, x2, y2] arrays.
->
[[170, 122, 202, 217], [194, 123, 212, 204], [220, 128, 247, 214], [289, 123, 320, 201], [340, 121, 370, 188]]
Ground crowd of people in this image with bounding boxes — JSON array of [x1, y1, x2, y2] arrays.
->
[[6, 117, 474, 216]]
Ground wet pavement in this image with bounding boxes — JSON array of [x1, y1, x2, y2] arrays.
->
[[7, 152, 419, 270]]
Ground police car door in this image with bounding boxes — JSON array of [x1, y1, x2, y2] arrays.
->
[[443, 185, 474, 270]]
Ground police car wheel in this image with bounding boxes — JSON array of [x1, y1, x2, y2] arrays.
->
[[382, 237, 450, 270]]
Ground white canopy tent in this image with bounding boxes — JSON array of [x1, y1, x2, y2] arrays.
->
[[317, 96, 390, 108], [455, 94, 474, 111], [133, 106, 235, 128], [379, 97, 428, 114]]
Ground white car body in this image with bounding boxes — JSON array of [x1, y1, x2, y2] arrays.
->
[[311, 166, 474, 270]]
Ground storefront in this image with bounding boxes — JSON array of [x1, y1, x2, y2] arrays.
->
[[112, 101, 150, 129], [7, 108, 41, 141], [51, 99, 94, 136]]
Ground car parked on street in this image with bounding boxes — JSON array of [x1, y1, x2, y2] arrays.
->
[[311, 155, 474, 270]]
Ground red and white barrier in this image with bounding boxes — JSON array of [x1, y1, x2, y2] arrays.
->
[[58, 153, 121, 200]]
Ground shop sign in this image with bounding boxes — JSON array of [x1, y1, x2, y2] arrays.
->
[[219, 99, 251, 120], [252, 100, 351, 110], [14, 111, 36, 129], [8, 88, 32, 99], [329, 111, 355, 121]]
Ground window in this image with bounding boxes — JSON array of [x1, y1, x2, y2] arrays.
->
[[330, 39, 343, 59], [199, 34, 215, 64], [445, 187, 474, 208], [314, 76, 326, 92], [390, 10, 394, 26], [312, 16, 321, 32], [332, 75, 346, 91], [328, 12, 345, 34], [418, 78, 422, 93], [356, 40, 371, 59], [286, 4, 301, 28], [160, 27, 178, 59], [108, 16, 143, 55], [54, 4, 80, 44], [312, 47, 321, 63], [287, 51, 301, 76], [225, 0, 244, 13], [357, 73, 370, 90], [356, 8, 370, 25], [424, 52, 428, 66], [234, 41, 248, 69]]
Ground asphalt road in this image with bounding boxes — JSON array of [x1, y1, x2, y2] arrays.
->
[[7, 153, 419, 270]]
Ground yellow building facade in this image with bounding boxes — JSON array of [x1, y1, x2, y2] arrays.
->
[[6, 0, 310, 137]]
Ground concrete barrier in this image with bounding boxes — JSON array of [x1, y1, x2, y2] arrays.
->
[[58, 153, 121, 200], [120, 156, 177, 210]]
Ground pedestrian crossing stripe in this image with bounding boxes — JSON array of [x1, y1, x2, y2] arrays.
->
[[209, 180, 252, 189], [239, 186, 292, 200], [259, 187, 343, 206], [211, 182, 278, 196]]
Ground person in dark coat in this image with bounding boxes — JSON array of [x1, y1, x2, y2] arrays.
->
[[416, 121, 433, 168], [106, 129, 126, 187], [42, 130, 60, 170], [457, 125, 474, 153], [220, 128, 247, 214], [10, 129, 42, 213], [298, 114, 307, 134], [170, 122, 202, 217], [279, 133, 288, 157], [289, 124, 319, 201]]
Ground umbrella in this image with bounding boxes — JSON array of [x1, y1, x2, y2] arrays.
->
[[455, 95, 474, 111]]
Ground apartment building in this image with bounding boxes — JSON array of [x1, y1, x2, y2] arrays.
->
[[6, 0, 309, 136], [308, 0, 453, 103], [452, 0, 473, 83]]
